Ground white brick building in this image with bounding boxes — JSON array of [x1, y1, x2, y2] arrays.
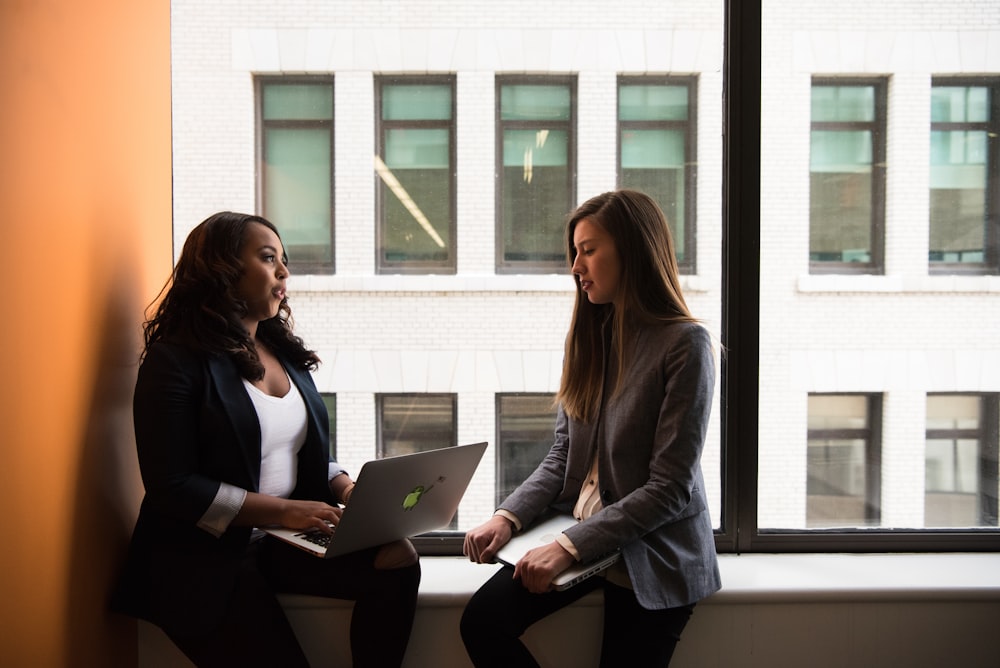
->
[[171, 0, 999, 532]]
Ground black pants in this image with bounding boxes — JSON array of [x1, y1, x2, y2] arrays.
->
[[165, 538, 421, 668], [461, 565, 694, 668]]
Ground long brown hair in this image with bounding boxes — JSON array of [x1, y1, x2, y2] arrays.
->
[[141, 211, 320, 378], [556, 190, 695, 422]]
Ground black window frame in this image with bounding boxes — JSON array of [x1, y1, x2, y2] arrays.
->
[[617, 74, 698, 275], [495, 393, 558, 507], [255, 75, 336, 275], [928, 76, 1000, 275], [374, 74, 458, 275], [808, 76, 888, 275], [495, 74, 577, 275], [375, 393, 458, 459]]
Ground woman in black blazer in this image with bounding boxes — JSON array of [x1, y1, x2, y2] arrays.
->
[[113, 212, 420, 667]]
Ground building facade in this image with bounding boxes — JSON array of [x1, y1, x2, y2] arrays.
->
[[171, 0, 999, 534]]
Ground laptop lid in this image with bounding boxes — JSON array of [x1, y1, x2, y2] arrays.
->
[[264, 441, 487, 558], [495, 512, 621, 590]]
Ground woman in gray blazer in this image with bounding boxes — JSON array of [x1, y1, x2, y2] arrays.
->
[[112, 212, 419, 667], [461, 190, 721, 667]]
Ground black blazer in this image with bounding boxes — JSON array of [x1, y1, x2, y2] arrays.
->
[[112, 341, 338, 638]]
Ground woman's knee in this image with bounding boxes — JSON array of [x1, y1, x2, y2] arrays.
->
[[373, 538, 418, 570]]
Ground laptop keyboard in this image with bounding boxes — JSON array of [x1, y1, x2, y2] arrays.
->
[[296, 524, 336, 548]]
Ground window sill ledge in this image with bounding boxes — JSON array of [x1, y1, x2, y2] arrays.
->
[[278, 552, 1000, 609], [798, 273, 1000, 294]]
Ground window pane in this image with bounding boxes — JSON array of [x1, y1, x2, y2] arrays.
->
[[500, 128, 570, 264], [496, 394, 557, 506], [377, 79, 455, 272], [379, 394, 456, 456], [619, 85, 689, 121], [497, 79, 574, 271], [808, 82, 884, 270], [925, 395, 999, 528], [802, 395, 880, 529], [263, 127, 332, 264], [321, 394, 337, 460], [262, 83, 333, 120], [929, 83, 994, 268], [378, 394, 458, 528]]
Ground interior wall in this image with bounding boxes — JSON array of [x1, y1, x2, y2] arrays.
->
[[0, 1, 171, 665]]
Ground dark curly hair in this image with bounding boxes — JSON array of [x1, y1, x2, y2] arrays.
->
[[142, 211, 320, 378]]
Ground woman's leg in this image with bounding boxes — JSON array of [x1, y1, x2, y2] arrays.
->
[[164, 544, 310, 667], [260, 537, 420, 668], [460, 565, 603, 668], [598, 582, 695, 667]]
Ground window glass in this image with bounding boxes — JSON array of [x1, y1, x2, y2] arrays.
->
[[495, 394, 558, 506], [259, 79, 334, 271], [377, 78, 455, 272], [925, 394, 999, 528], [809, 81, 885, 270], [497, 78, 574, 272], [321, 394, 337, 460], [929, 83, 997, 270], [804, 395, 880, 528], [618, 77, 695, 270]]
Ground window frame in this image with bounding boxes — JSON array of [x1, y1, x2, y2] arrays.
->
[[494, 393, 559, 507], [616, 74, 698, 275], [928, 76, 1000, 275], [494, 74, 577, 275], [374, 74, 458, 275], [925, 393, 1000, 527], [255, 75, 336, 275], [375, 393, 458, 459], [805, 393, 883, 529], [808, 76, 888, 275]]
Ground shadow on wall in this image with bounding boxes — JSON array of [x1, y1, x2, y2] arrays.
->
[[66, 261, 146, 666]]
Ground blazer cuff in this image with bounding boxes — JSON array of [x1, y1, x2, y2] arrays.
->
[[494, 509, 522, 532]]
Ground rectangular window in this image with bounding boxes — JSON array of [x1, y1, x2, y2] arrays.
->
[[809, 79, 887, 273], [495, 394, 557, 507], [375, 76, 456, 273], [618, 76, 698, 274], [925, 394, 999, 528], [320, 393, 337, 460], [496, 76, 576, 273], [377, 394, 458, 528], [929, 79, 1000, 274], [806, 394, 882, 528], [257, 77, 335, 273]]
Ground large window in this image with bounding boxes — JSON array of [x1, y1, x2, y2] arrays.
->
[[805, 394, 882, 528], [925, 394, 999, 528], [376, 76, 456, 273], [257, 77, 335, 273], [496, 76, 576, 273], [618, 76, 698, 274], [495, 394, 558, 506], [809, 78, 887, 273], [929, 79, 1000, 274]]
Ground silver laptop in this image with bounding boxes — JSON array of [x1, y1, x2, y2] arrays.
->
[[496, 512, 621, 590], [264, 441, 487, 558]]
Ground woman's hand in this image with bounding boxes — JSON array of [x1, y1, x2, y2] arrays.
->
[[278, 499, 343, 534], [513, 541, 576, 593], [463, 515, 514, 563], [236, 493, 342, 534]]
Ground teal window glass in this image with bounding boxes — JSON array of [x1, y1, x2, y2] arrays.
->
[[259, 79, 334, 270], [377, 79, 455, 272], [809, 82, 884, 269], [497, 78, 575, 272], [618, 78, 695, 269], [929, 85, 992, 267]]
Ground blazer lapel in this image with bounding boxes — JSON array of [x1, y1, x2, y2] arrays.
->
[[206, 354, 262, 489]]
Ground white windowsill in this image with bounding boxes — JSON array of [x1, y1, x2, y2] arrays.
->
[[288, 274, 710, 294], [279, 552, 1000, 610]]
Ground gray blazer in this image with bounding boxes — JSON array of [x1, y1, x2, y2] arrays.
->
[[500, 321, 721, 609]]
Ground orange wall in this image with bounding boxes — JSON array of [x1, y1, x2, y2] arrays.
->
[[0, 1, 171, 665]]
